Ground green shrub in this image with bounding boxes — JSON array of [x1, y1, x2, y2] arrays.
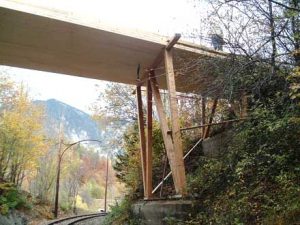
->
[[0, 182, 29, 215], [90, 185, 104, 199], [186, 105, 300, 225], [102, 196, 139, 225], [60, 201, 72, 212]]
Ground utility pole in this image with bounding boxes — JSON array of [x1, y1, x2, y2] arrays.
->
[[54, 139, 61, 218], [53, 139, 102, 218], [54, 122, 63, 218], [104, 153, 109, 212]]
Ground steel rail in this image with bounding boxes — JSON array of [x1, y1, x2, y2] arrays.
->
[[47, 212, 107, 225], [67, 214, 106, 225]]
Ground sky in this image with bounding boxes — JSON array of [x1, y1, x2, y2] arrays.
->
[[1, 0, 208, 114]]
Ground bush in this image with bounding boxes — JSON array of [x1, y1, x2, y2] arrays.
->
[[186, 105, 300, 225], [102, 196, 139, 225], [90, 185, 104, 199], [0, 182, 29, 215]]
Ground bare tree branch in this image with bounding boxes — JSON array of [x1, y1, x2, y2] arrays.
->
[[270, 0, 300, 12]]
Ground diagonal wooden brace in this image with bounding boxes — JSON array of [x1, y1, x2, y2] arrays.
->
[[164, 49, 187, 195], [150, 70, 186, 196]]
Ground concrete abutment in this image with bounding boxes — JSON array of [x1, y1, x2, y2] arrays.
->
[[132, 200, 197, 225]]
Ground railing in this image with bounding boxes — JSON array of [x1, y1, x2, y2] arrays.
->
[[152, 138, 203, 194]]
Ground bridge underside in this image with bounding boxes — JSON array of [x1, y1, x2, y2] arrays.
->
[[0, 2, 236, 198], [0, 2, 226, 93]]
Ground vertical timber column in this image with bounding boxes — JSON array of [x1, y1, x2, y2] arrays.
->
[[145, 75, 153, 199], [136, 85, 147, 196], [204, 97, 218, 139], [201, 96, 206, 138], [241, 92, 248, 118], [164, 49, 187, 196], [149, 72, 180, 194]]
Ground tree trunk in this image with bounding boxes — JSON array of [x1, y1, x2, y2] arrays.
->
[[291, 0, 300, 66], [268, 0, 277, 75]]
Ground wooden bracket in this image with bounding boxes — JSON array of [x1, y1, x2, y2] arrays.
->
[[137, 33, 181, 87], [166, 33, 181, 51]]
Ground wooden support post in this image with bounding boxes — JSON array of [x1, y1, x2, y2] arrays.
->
[[159, 154, 168, 198], [145, 77, 153, 199], [136, 85, 147, 195], [203, 98, 218, 139], [241, 92, 248, 118], [201, 96, 206, 138], [164, 49, 186, 196], [104, 153, 109, 212], [150, 72, 181, 195]]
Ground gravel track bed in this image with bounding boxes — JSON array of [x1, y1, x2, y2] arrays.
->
[[43, 213, 106, 225], [71, 216, 105, 225]]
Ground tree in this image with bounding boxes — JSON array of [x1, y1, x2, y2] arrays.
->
[[182, 1, 300, 224], [92, 83, 137, 123], [30, 145, 57, 203], [91, 83, 139, 155], [0, 78, 45, 187], [61, 147, 83, 213], [182, 0, 299, 104]]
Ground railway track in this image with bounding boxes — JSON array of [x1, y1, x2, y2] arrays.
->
[[45, 212, 107, 225]]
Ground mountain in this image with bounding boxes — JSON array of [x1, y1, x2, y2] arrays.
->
[[34, 99, 102, 143]]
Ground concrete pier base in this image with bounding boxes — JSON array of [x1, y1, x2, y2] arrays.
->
[[132, 200, 195, 225]]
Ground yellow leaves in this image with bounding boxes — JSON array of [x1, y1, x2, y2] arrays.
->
[[75, 195, 88, 210], [0, 76, 46, 183], [288, 67, 300, 102]]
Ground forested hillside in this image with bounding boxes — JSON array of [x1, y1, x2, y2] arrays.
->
[[34, 99, 103, 145], [0, 77, 124, 223]]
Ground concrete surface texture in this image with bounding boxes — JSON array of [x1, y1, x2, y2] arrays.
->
[[132, 200, 196, 225]]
